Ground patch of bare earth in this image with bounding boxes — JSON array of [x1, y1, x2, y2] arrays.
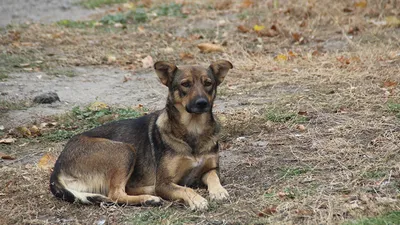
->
[[1, 0, 400, 224]]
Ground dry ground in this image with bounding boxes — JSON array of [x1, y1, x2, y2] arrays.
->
[[1, 0, 400, 224]]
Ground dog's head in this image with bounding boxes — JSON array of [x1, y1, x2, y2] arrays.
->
[[154, 60, 233, 114]]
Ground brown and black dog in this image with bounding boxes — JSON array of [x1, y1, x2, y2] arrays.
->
[[49, 60, 233, 210]]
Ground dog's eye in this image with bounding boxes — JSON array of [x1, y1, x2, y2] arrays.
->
[[204, 80, 212, 87], [181, 81, 191, 88]]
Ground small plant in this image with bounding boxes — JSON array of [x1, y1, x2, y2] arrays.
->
[[279, 167, 310, 179], [345, 211, 400, 225], [132, 7, 148, 23], [265, 109, 308, 123], [56, 20, 96, 28], [388, 102, 400, 118], [155, 3, 185, 17], [0, 73, 8, 81], [80, 0, 128, 9], [100, 13, 128, 24]]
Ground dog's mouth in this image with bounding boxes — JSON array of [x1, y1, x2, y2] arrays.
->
[[186, 106, 211, 114], [186, 98, 211, 114]]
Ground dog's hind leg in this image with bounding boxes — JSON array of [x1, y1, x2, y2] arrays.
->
[[108, 171, 161, 206]]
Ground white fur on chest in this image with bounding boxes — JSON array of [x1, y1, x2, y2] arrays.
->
[[180, 112, 207, 135]]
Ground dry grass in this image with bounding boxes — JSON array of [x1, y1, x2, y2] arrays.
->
[[1, 0, 400, 224]]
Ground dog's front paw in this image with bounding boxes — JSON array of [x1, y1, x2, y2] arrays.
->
[[142, 195, 162, 206], [209, 186, 229, 201], [187, 195, 208, 211]]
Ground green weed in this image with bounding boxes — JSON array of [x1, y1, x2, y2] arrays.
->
[[362, 170, 386, 179], [80, 0, 128, 9], [279, 167, 310, 179], [128, 209, 194, 225], [388, 102, 400, 118], [345, 211, 400, 225], [155, 3, 186, 17], [0, 73, 9, 81], [56, 20, 96, 28], [265, 109, 308, 123]]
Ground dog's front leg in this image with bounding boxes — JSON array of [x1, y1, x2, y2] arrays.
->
[[202, 169, 229, 201], [156, 183, 208, 210]]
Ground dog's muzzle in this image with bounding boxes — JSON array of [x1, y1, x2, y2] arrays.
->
[[186, 97, 211, 114]]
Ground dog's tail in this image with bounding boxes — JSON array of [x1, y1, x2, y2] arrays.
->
[[50, 172, 109, 204]]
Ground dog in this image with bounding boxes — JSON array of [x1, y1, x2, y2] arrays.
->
[[49, 60, 233, 210]]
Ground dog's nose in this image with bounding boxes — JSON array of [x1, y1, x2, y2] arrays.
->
[[195, 98, 208, 108]]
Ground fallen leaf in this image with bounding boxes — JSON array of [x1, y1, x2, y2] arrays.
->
[[18, 142, 28, 147], [214, 0, 232, 10], [123, 2, 135, 9], [197, 43, 224, 53], [16, 126, 31, 137], [385, 16, 400, 27], [52, 31, 64, 39], [114, 23, 124, 28], [275, 54, 288, 62], [38, 153, 56, 170], [19, 63, 30, 67], [277, 192, 287, 198], [253, 25, 265, 32], [295, 209, 314, 216], [237, 25, 250, 33], [354, 0, 367, 8], [288, 50, 297, 58], [189, 34, 202, 41], [123, 75, 132, 83], [107, 55, 117, 63], [137, 26, 145, 33], [30, 125, 41, 136], [160, 47, 174, 54], [299, 20, 307, 27], [0, 152, 16, 160], [39, 122, 57, 129], [383, 80, 398, 88], [241, 0, 254, 8], [292, 32, 307, 44], [258, 206, 277, 217], [179, 52, 194, 60], [343, 7, 353, 13], [347, 26, 360, 35], [335, 107, 348, 113], [141, 55, 154, 68], [89, 101, 108, 111], [337, 56, 351, 64], [257, 28, 279, 37], [296, 124, 306, 131], [298, 111, 308, 116]]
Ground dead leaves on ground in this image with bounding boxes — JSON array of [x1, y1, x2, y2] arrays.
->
[[238, 24, 279, 37], [0, 152, 16, 160], [197, 43, 224, 53], [38, 153, 56, 170]]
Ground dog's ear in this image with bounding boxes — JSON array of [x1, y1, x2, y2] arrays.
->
[[154, 61, 177, 86], [209, 60, 233, 86]]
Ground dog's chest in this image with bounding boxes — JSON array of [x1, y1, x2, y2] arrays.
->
[[179, 154, 217, 186]]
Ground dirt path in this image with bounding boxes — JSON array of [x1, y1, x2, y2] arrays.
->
[[0, 0, 105, 27], [0, 67, 166, 128]]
